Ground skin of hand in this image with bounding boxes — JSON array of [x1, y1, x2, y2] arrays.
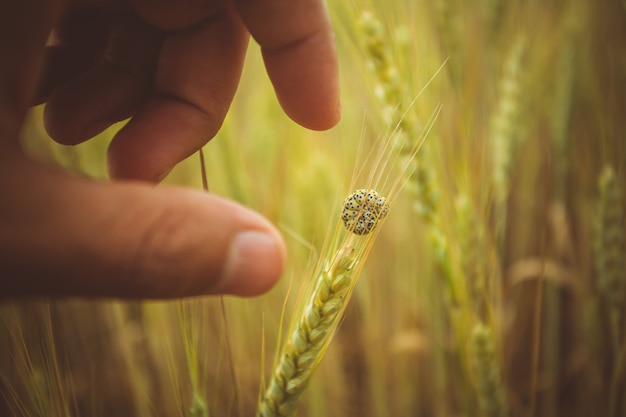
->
[[0, 0, 340, 298]]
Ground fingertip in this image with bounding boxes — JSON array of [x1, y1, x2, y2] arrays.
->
[[217, 229, 287, 296], [0, 163, 286, 299], [263, 31, 341, 131], [106, 99, 219, 182], [278, 82, 341, 131], [132, 189, 286, 298]]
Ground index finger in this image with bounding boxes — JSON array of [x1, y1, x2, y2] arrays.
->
[[234, 0, 341, 131]]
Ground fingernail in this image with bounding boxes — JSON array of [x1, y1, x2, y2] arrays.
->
[[220, 231, 284, 296]]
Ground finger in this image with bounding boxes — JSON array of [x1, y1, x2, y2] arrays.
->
[[0, 152, 286, 299], [107, 8, 248, 181], [44, 65, 151, 145], [34, 6, 111, 105], [0, 0, 64, 135], [43, 9, 162, 145], [234, 0, 341, 130]]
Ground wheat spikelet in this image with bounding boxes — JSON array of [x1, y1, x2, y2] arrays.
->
[[455, 193, 490, 314], [470, 323, 509, 417], [257, 246, 356, 417], [596, 166, 626, 417], [594, 165, 625, 343], [490, 35, 526, 246], [358, 11, 404, 127], [490, 36, 525, 200]]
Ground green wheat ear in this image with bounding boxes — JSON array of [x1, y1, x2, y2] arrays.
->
[[490, 36, 526, 199], [490, 35, 526, 247], [470, 323, 509, 417], [594, 165, 625, 340], [357, 9, 439, 223], [257, 189, 389, 417], [257, 247, 356, 417]]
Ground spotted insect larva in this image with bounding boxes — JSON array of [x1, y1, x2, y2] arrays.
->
[[341, 188, 389, 235]]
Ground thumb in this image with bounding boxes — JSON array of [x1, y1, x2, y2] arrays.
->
[[0, 153, 286, 299]]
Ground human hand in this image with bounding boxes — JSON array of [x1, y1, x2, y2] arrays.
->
[[0, 0, 340, 298]]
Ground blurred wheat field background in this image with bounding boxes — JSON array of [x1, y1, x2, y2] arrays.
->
[[2, 0, 626, 416]]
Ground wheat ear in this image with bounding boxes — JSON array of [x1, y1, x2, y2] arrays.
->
[[470, 323, 509, 417], [257, 245, 357, 417], [257, 190, 389, 417], [594, 165, 625, 353], [358, 10, 439, 224], [490, 35, 526, 248]]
